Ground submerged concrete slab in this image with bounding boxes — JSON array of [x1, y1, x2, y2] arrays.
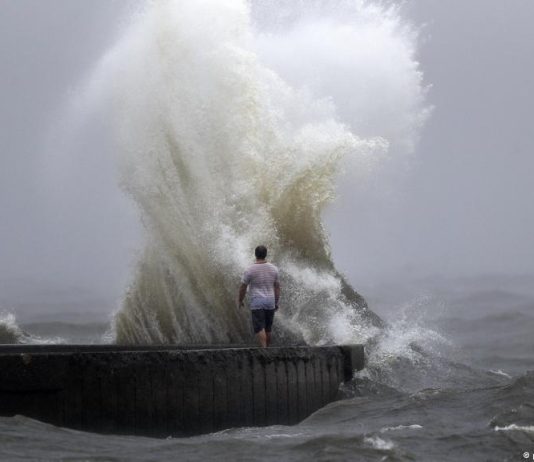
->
[[0, 344, 364, 437]]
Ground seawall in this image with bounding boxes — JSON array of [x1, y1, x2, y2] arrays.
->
[[0, 344, 364, 437]]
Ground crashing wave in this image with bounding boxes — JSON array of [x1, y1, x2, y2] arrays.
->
[[0, 312, 26, 344], [77, 0, 427, 345], [0, 312, 65, 345]]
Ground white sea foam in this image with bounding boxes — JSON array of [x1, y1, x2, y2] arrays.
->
[[489, 369, 512, 379], [364, 435, 395, 450], [0, 312, 65, 345], [0, 312, 24, 344], [380, 424, 423, 433], [354, 295, 455, 391], [494, 424, 534, 433], [72, 0, 428, 345]]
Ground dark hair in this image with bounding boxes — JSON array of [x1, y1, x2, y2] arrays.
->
[[255, 245, 267, 260]]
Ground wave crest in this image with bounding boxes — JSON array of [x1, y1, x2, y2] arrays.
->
[[85, 0, 429, 345]]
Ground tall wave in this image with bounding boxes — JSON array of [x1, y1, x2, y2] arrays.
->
[[87, 0, 428, 345]]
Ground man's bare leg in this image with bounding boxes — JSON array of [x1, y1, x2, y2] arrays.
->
[[265, 331, 272, 347], [256, 329, 267, 348]]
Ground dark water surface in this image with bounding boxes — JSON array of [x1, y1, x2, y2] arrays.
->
[[1, 278, 533, 461]]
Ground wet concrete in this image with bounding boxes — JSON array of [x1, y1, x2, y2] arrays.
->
[[0, 344, 364, 437]]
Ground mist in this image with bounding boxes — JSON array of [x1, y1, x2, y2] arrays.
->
[[328, 0, 534, 287], [1, 0, 533, 320]]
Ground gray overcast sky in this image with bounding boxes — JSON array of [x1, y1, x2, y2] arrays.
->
[[329, 0, 534, 286], [1, 1, 533, 314]]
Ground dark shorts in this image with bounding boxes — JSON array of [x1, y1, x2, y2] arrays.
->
[[251, 309, 275, 334]]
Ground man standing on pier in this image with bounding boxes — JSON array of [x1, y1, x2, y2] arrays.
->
[[238, 245, 280, 347]]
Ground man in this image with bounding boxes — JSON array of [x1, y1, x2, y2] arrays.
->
[[238, 245, 280, 347]]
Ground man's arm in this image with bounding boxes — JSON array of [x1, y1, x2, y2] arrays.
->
[[274, 280, 280, 309], [238, 283, 248, 308]]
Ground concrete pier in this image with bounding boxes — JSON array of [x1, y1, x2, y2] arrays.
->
[[0, 344, 364, 437]]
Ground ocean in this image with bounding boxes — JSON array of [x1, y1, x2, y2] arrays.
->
[[0, 275, 533, 461], [1, 1, 532, 460]]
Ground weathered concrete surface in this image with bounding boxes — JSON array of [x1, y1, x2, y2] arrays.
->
[[0, 344, 364, 437]]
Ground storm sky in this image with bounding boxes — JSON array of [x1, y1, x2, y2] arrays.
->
[[329, 0, 534, 285], [1, 0, 533, 315]]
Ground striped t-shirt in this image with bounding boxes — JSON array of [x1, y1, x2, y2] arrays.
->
[[241, 262, 279, 310]]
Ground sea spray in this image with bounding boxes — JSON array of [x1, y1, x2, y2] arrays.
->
[[0, 312, 25, 344], [88, 0, 428, 344], [0, 312, 65, 345]]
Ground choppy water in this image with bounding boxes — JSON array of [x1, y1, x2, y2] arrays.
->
[[1, 1, 532, 460], [1, 278, 533, 461]]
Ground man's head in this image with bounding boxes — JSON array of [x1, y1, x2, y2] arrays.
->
[[255, 245, 267, 260]]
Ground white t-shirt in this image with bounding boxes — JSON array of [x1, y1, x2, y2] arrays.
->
[[241, 262, 279, 310]]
